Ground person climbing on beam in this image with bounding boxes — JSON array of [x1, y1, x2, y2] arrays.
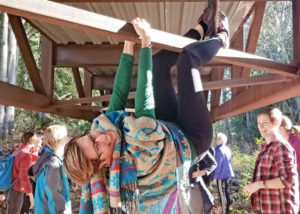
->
[[63, 1, 230, 213]]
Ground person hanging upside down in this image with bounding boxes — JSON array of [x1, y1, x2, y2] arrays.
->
[[63, 3, 229, 213]]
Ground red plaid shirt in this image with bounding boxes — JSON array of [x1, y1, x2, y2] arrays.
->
[[251, 140, 299, 214]]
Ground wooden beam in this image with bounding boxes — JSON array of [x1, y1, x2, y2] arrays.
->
[[93, 76, 137, 90], [1, 0, 297, 77], [41, 35, 54, 98], [72, 68, 85, 98], [84, 69, 93, 100], [210, 68, 224, 110], [0, 80, 99, 121], [211, 77, 300, 122], [203, 74, 288, 90], [215, 49, 298, 77], [230, 3, 255, 45], [52, 91, 136, 106], [239, 2, 266, 79], [53, 44, 230, 68], [8, 15, 46, 94], [230, 28, 244, 97], [0, 81, 50, 110], [293, 0, 300, 63]]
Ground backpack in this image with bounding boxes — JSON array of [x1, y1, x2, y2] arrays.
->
[[0, 150, 21, 191]]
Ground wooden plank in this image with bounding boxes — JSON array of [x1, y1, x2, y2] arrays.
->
[[203, 74, 288, 90], [72, 68, 85, 98], [210, 68, 224, 110], [230, 29, 244, 97], [0, 80, 99, 120], [239, 2, 266, 79], [293, 0, 300, 63], [8, 15, 46, 94], [52, 91, 136, 106], [84, 69, 92, 99], [1, 0, 297, 77], [230, 3, 255, 45], [0, 81, 50, 110], [54, 44, 230, 68], [215, 49, 298, 77], [211, 77, 300, 122], [41, 35, 54, 98]]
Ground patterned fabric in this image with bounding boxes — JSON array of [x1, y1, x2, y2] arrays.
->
[[251, 140, 299, 214], [79, 111, 192, 214]]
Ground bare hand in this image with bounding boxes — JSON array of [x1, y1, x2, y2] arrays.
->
[[27, 193, 34, 209], [244, 181, 262, 196], [213, 179, 217, 185], [0, 194, 5, 201], [192, 170, 206, 178], [131, 17, 151, 47]]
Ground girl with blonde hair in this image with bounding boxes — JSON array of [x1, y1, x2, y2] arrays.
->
[[29, 125, 71, 214]]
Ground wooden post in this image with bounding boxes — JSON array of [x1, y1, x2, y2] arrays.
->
[[41, 35, 54, 98], [293, 0, 300, 64]]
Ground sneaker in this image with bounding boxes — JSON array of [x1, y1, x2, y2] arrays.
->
[[215, 11, 230, 48], [197, 0, 220, 38]]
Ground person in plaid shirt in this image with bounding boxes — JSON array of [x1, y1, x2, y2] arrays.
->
[[244, 107, 299, 214]]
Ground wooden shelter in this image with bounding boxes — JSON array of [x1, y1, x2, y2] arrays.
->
[[0, 0, 299, 122]]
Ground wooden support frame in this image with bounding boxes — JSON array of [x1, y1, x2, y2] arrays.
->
[[8, 15, 46, 94], [293, 0, 300, 63], [234, 2, 266, 95], [211, 77, 300, 122], [54, 44, 230, 68], [230, 28, 244, 97], [52, 91, 136, 106], [0, 0, 298, 78], [41, 35, 54, 98], [84, 69, 93, 99], [210, 68, 224, 111], [72, 68, 86, 98], [0, 80, 98, 120]]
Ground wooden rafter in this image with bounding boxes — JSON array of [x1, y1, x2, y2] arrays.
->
[[54, 44, 230, 68], [210, 68, 224, 110], [234, 1, 266, 95], [52, 92, 136, 106], [0, 81, 98, 120], [8, 15, 46, 94], [72, 68, 86, 98], [41, 35, 54, 98], [211, 77, 300, 122], [0, 0, 298, 78], [293, 0, 300, 63], [230, 29, 244, 97]]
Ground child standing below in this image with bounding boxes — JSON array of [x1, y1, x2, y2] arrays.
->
[[29, 125, 71, 214], [5, 131, 40, 214], [213, 132, 234, 214]]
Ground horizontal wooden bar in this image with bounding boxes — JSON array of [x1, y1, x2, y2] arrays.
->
[[204, 74, 288, 90], [54, 44, 230, 68], [1, 0, 297, 77], [215, 48, 299, 77], [211, 77, 300, 122], [52, 91, 136, 106]]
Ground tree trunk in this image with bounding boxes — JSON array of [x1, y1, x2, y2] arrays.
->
[[3, 25, 19, 135], [0, 13, 9, 139], [225, 118, 232, 145]]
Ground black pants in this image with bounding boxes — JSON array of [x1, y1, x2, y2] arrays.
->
[[153, 29, 221, 156], [217, 178, 231, 214]]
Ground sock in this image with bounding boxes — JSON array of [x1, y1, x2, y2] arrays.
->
[[199, 21, 208, 39]]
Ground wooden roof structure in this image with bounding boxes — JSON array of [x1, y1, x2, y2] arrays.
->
[[0, 0, 299, 122]]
